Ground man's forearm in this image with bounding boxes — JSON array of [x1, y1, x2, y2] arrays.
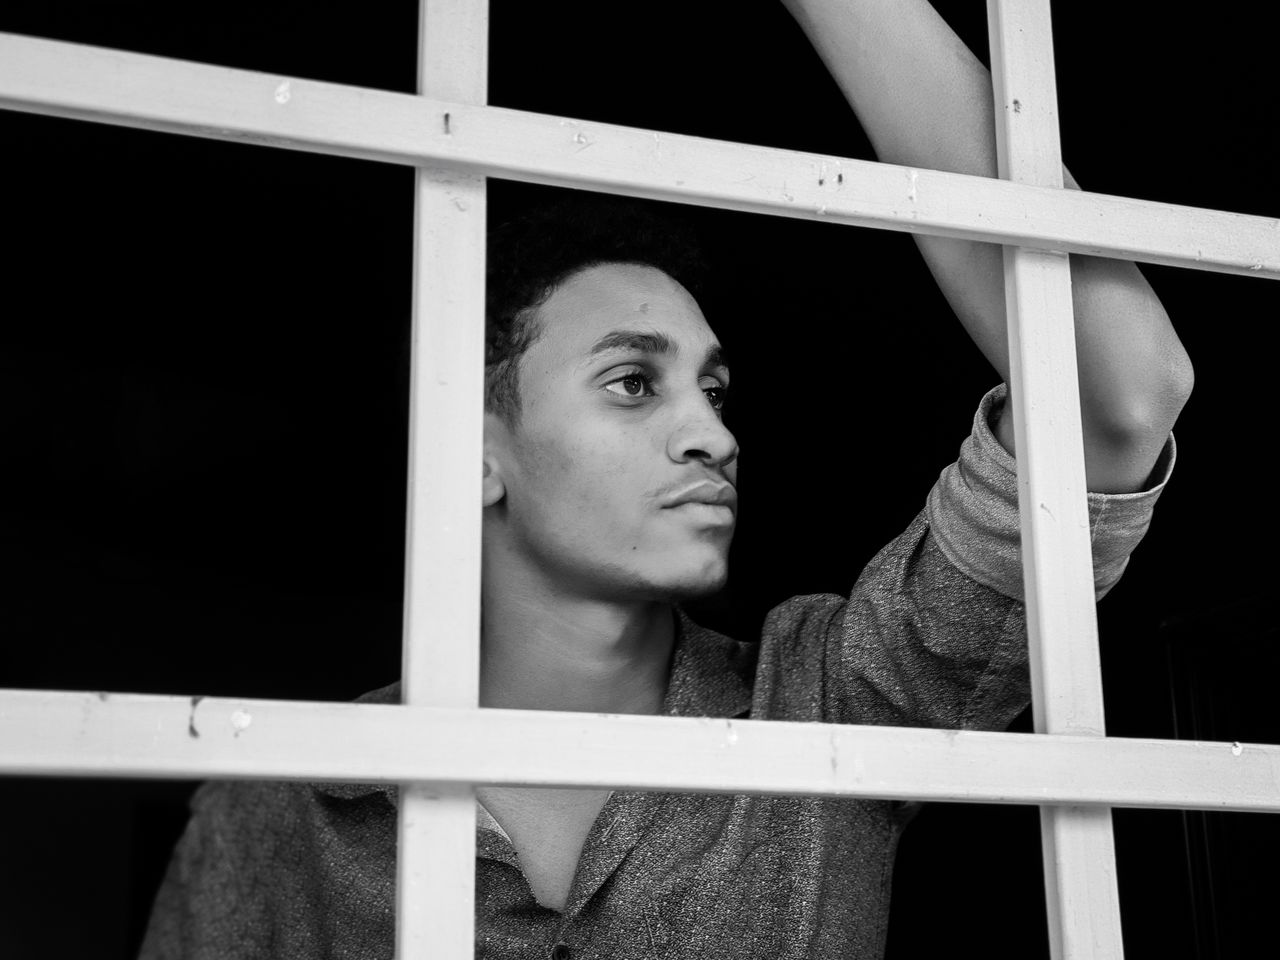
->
[[782, 0, 1193, 493]]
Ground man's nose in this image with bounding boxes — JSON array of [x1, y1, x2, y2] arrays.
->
[[667, 399, 739, 470]]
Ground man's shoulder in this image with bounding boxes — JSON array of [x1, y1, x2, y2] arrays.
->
[[193, 741, 397, 830], [353, 681, 401, 706], [190, 777, 325, 838]]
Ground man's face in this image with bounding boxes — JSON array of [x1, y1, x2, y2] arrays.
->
[[484, 262, 738, 601]]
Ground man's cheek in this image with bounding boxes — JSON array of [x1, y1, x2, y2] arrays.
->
[[518, 434, 586, 495]]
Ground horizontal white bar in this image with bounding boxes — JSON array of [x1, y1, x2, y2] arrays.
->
[[2, 32, 1277, 279], [3, 690, 1278, 813]]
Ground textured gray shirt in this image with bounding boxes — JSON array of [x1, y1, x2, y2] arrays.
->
[[140, 386, 1175, 960]]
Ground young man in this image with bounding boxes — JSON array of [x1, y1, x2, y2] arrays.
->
[[141, 1, 1192, 957]]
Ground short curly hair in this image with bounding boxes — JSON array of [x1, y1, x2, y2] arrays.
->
[[485, 195, 708, 422]]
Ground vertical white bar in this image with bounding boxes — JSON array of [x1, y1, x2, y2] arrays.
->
[[396, 2, 488, 959], [986, 2, 1125, 959]]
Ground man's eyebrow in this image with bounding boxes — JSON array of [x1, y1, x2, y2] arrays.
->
[[587, 330, 676, 358], [587, 330, 730, 371]]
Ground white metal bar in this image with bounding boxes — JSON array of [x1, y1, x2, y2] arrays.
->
[[999, 246, 1103, 736], [3, 691, 1280, 813], [2, 32, 1277, 280], [988, 2, 1123, 958], [396, 3, 487, 958]]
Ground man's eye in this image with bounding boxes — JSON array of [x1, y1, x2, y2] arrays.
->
[[699, 377, 728, 411], [604, 374, 654, 398]]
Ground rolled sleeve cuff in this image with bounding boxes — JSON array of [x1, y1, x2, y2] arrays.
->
[[925, 383, 1176, 602]]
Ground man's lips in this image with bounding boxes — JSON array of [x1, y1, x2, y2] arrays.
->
[[659, 479, 738, 513]]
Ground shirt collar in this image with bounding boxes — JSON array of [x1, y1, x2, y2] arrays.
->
[[662, 607, 755, 719], [313, 607, 754, 804]]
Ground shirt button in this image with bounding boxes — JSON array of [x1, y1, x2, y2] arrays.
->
[[550, 944, 571, 960]]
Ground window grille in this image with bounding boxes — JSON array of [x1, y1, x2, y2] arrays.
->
[[2, 2, 1278, 957]]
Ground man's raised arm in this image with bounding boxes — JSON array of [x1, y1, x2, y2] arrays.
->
[[781, 0, 1193, 493]]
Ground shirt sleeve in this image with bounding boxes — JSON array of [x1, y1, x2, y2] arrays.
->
[[925, 383, 1176, 602], [756, 384, 1174, 733]]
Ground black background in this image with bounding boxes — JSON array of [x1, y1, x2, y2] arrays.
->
[[1, 2, 1277, 958]]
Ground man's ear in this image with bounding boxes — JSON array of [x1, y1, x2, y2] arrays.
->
[[482, 412, 510, 508]]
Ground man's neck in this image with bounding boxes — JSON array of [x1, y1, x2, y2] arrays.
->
[[479, 569, 676, 716]]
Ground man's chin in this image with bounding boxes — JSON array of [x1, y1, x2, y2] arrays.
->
[[578, 540, 730, 602], [647, 557, 730, 601]]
